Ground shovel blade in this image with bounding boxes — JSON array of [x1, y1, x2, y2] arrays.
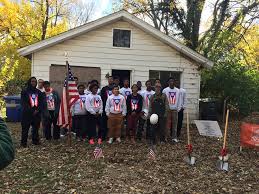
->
[[217, 160, 229, 171], [184, 155, 196, 165]]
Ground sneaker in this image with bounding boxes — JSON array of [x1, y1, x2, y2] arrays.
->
[[89, 139, 95, 145], [98, 138, 102, 145], [172, 138, 179, 143], [116, 137, 121, 143], [108, 138, 113, 144]]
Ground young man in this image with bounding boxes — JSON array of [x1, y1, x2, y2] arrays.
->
[[126, 84, 143, 143], [71, 84, 88, 141], [119, 79, 132, 99], [137, 80, 155, 141], [21, 77, 45, 147], [105, 85, 126, 144], [74, 77, 79, 86], [84, 81, 91, 95], [119, 79, 132, 139], [100, 76, 114, 140], [0, 116, 15, 170], [137, 81, 142, 92], [148, 83, 169, 144], [162, 77, 180, 143], [85, 84, 103, 144], [43, 81, 61, 140], [37, 79, 45, 92], [175, 80, 187, 138], [113, 76, 120, 88]]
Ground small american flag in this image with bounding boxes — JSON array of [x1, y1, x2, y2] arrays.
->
[[93, 146, 104, 159], [57, 62, 79, 128], [148, 147, 156, 160]]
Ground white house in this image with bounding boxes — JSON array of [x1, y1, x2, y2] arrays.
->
[[18, 10, 213, 120]]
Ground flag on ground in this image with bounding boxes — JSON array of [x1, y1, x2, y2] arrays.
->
[[57, 62, 79, 128], [148, 147, 156, 160], [93, 146, 104, 159]]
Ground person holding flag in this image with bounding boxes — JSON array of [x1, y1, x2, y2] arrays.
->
[[162, 77, 180, 143], [43, 81, 61, 141], [57, 61, 80, 145], [137, 80, 155, 141], [71, 84, 88, 141], [20, 77, 45, 147], [105, 85, 127, 144], [126, 84, 143, 143], [85, 83, 103, 145]]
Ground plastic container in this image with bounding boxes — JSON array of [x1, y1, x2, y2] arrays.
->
[[3, 96, 21, 122]]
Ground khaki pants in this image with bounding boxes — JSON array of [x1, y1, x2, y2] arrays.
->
[[166, 110, 178, 139], [108, 113, 123, 138]]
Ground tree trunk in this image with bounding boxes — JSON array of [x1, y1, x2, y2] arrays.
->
[[41, 0, 49, 40]]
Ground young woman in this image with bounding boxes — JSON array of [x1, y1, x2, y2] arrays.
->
[[43, 81, 61, 140], [126, 84, 143, 143], [71, 84, 88, 141], [85, 84, 103, 145], [105, 85, 126, 144], [21, 77, 44, 147]]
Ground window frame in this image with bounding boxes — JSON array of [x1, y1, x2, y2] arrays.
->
[[149, 70, 182, 88], [112, 28, 132, 49]]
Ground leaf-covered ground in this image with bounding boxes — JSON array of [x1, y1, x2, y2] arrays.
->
[[0, 121, 258, 194]]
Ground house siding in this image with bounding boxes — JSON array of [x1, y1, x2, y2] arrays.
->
[[32, 20, 200, 120]]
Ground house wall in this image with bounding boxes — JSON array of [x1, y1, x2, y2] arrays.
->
[[32, 20, 201, 120]]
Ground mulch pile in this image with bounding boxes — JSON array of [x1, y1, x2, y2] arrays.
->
[[0, 121, 258, 193]]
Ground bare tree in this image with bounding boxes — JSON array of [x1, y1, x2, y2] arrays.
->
[[68, 0, 96, 28], [122, 0, 259, 54]]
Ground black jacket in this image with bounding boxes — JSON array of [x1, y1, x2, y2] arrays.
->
[[100, 85, 113, 111], [126, 94, 143, 114], [21, 88, 44, 115]]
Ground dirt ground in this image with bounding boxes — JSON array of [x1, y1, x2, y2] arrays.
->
[[0, 121, 258, 194]]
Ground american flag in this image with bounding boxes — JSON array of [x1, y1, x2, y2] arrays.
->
[[148, 147, 156, 160], [57, 62, 79, 128], [93, 146, 104, 159]]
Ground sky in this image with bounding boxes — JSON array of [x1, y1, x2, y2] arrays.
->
[[88, 0, 214, 33], [91, 0, 113, 20]]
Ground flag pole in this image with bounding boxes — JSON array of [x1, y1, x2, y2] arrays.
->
[[65, 52, 72, 146]]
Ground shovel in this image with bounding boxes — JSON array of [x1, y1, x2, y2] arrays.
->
[[184, 111, 196, 165], [217, 109, 230, 171]]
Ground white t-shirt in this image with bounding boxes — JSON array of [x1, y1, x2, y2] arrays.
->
[[119, 87, 132, 99], [105, 94, 127, 116], [71, 94, 87, 115], [179, 88, 187, 109], [162, 87, 180, 110], [85, 93, 103, 115], [140, 90, 155, 112]]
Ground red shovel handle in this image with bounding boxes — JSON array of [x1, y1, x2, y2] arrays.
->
[[220, 148, 227, 156], [187, 144, 193, 153]]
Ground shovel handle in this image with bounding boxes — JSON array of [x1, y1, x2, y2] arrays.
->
[[187, 111, 190, 145], [223, 109, 229, 149]]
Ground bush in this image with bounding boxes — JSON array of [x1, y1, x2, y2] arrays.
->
[[201, 61, 259, 116]]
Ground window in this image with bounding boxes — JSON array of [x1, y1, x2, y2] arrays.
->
[[113, 29, 131, 48], [149, 70, 181, 88]]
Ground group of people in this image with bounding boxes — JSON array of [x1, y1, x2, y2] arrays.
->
[[20, 75, 186, 147]]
